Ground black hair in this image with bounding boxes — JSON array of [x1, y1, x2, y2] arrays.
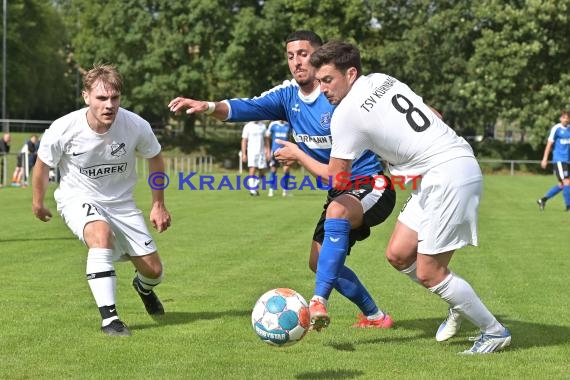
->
[[285, 31, 323, 48]]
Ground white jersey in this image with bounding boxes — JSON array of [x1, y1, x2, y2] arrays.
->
[[242, 121, 267, 155], [38, 107, 161, 204], [330, 74, 474, 178]]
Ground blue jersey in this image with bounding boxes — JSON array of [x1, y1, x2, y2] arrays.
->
[[225, 80, 382, 178], [266, 121, 291, 152], [547, 123, 570, 163]]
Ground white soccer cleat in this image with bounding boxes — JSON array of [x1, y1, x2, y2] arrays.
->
[[460, 328, 511, 354], [436, 308, 463, 341]]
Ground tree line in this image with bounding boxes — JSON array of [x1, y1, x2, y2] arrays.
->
[[2, 0, 569, 147]]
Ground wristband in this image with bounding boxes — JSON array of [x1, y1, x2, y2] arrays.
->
[[204, 102, 216, 115]]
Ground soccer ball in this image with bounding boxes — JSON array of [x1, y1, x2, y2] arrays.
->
[[251, 288, 310, 347]]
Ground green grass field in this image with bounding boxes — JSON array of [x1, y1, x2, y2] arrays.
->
[[1, 173, 569, 379]]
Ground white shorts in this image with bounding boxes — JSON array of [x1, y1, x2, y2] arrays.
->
[[56, 196, 157, 260], [398, 157, 482, 255], [247, 153, 267, 169]]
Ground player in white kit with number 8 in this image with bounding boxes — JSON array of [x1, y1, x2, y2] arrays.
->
[[311, 41, 511, 354]]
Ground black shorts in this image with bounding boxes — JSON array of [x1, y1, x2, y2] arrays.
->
[[16, 153, 24, 167], [553, 162, 569, 181], [312, 173, 396, 254]]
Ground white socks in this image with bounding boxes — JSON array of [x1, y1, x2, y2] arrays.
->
[[399, 261, 420, 283], [134, 272, 163, 294], [429, 273, 504, 335], [86, 248, 117, 326]]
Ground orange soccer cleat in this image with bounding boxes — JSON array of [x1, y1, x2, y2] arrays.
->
[[352, 313, 394, 329], [309, 299, 330, 331]]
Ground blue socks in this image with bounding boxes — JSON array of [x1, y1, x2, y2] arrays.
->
[[544, 184, 562, 199], [563, 185, 570, 207], [315, 218, 378, 316], [269, 171, 277, 190], [335, 266, 379, 316]]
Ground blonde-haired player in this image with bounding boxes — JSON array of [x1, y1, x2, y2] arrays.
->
[[32, 64, 171, 336]]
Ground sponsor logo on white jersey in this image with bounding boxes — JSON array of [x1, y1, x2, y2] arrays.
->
[[80, 163, 127, 179]]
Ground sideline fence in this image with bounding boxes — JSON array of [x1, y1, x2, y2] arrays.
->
[[477, 159, 542, 176], [136, 155, 214, 178]]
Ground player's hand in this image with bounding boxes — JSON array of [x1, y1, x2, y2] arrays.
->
[[150, 203, 171, 233], [168, 97, 208, 115], [540, 159, 548, 169], [32, 204, 52, 222], [273, 139, 298, 165]]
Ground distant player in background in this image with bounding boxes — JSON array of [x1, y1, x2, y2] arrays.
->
[[536, 110, 570, 211], [28, 134, 40, 169], [32, 64, 171, 336], [310, 40, 511, 354], [11, 135, 38, 187], [265, 120, 291, 197], [168, 30, 396, 331], [241, 120, 270, 196], [0, 133, 10, 187]]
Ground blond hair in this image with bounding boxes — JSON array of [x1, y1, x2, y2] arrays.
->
[[83, 64, 123, 93]]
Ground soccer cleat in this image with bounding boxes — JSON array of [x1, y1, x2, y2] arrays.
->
[[132, 277, 165, 316], [101, 319, 131, 336], [460, 328, 511, 354], [309, 300, 330, 331], [536, 198, 546, 211], [268, 188, 274, 197], [282, 190, 288, 197], [436, 308, 463, 341], [352, 313, 394, 329]]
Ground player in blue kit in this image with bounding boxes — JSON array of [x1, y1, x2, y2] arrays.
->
[[265, 120, 292, 197], [168, 31, 396, 331], [537, 110, 570, 211]]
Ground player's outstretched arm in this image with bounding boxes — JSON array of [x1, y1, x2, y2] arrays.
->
[[148, 153, 171, 233], [168, 97, 229, 121], [31, 158, 53, 222]]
